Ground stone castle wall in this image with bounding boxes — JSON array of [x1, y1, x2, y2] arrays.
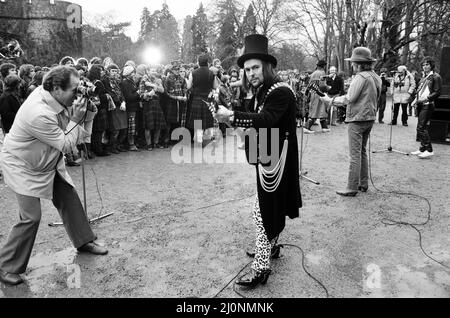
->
[[0, 0, 82, 65]]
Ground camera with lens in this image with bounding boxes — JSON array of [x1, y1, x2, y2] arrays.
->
[[77, 82, 98, 98]]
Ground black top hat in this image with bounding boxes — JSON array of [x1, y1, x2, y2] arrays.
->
[[237, 34, 277, 68]]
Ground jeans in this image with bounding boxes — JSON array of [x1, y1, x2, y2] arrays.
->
[[417, 103, 435, 152], [347, 121, 374, 191], [393, 103, 408, 124]]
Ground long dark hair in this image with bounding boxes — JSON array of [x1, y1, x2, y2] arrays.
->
[[88, 64, 103, 82], [242, 60, 280, 89]]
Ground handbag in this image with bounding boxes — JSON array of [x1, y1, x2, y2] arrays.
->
[[106, 94, 116, 111]]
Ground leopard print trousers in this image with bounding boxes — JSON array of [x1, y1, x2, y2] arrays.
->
[[251, 194, 277, 273]]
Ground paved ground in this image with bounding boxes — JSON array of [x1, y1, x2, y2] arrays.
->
[[1, 103, 450, 298]]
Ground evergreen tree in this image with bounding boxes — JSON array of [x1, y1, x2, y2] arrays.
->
[[216, 11, 237, 69], [181, 15, 195, 63], [241, 4, 257, 38], [139, 7, 151, 40], [191, 3, 209, 57], [139, 4, 180, 64]]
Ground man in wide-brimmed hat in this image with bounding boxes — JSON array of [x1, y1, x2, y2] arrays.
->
[[215, 34, 301, 288], [321, 46, 381, 197]]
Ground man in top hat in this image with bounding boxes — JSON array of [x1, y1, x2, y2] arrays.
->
[[320, 47, 381, 196], [215, 34, 301, 288]]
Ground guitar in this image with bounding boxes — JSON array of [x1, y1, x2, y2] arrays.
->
[[305, 80, 326, 97]]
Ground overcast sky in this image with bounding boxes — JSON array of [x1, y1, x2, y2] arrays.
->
[[70, 0, 209, 41]]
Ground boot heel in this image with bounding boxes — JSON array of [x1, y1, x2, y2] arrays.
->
[[261, 272, 270, 285], [271, 245, 281, 259]]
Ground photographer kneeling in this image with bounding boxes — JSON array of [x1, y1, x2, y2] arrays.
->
[[0, 66, 108, 286]]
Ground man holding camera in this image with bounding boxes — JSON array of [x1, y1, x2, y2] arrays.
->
[[0, 66, 108, 286], [378, 68, 390, 124], [390, 65, 416, 127]]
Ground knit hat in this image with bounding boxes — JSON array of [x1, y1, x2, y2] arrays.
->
[[60, 56, 75, 66], [397, 65, 407, 73], [124, 60, 136, 68], [106, 63, 119, 71], [136, 64, 147, 76], [123, 65, 135, 77], [90, 57, 102, 65]]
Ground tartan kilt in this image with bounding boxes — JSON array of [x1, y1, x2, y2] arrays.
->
[[108, 107, 128, 131], [93, 108, 109, 132], [143, 99, 167, 130], [165, 98, 179, 125], [186, 96, 214, 130]]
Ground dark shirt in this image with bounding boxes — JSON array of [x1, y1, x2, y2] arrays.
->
[[0, 92, 21, 133], [120, 77, 140, 112], [380, 76, 391, 94], [192, 66, 215, 97], [326, 74, 345, 96]]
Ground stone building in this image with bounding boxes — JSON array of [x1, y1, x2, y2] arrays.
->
[[0, 0, 82, 65]]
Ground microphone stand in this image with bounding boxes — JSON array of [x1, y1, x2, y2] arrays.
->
[[49, 146, 114, 227], [299, 117, 320, 185], [372, 76, 409, 156]]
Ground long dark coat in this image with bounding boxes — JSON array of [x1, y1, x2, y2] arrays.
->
[[0, 92, 21, 133], [233, 81, 302, 241]]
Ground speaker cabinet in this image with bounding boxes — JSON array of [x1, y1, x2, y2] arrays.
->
[[429, 47, 450, 144], [429, 120, 450, 144]]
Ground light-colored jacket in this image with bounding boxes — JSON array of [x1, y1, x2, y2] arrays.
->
[[0, 87, 87, 199], [392, 72, 416, 104], [308, 69, 328, 118], [334, 71, 381, 122]]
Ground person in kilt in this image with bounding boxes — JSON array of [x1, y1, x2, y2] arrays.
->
[[186, 54, 219, 145], [139, 67, 167, 150], [163, 62, 187, 147], [103, 64, 128, 153], [121, 64, 141, 152], [88, 65, 110, 157]]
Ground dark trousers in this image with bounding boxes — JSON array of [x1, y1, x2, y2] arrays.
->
[[306, 118, 328, 130], [377, 94, 387, 122], [417, 103, 435, 152], [0, 173, 96, 274], [392, 103, 408, 125], [91, 130, 105, 154], [109, 129, 127, 149], [163, 123, 180, 144]]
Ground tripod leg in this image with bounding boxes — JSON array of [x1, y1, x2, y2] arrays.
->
[[300, 173, 320, 185], [81, 147, 87, 218]]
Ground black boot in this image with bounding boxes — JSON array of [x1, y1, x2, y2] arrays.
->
[[235, 269, 271, 287], [86, 143, 96, 159]]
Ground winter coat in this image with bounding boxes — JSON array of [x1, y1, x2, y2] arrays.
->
[[232, 81, 301, 241], [0, 92, 21, 133], [121, 77, 141, 113], [392, 72, 416, 104]]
